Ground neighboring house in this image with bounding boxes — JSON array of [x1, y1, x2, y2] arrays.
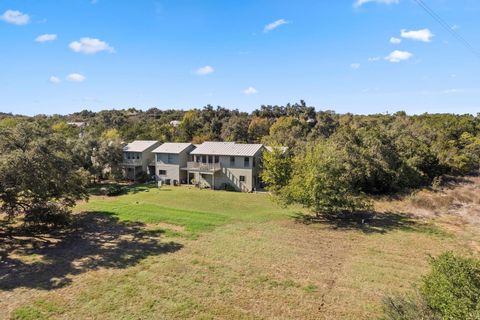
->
[[184, 142, 264, 192], [121, 140, 161, 180], [153, 143, 196, 185]]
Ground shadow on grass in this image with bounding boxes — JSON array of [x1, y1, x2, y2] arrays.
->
[[88, 182, 158, 197], [0, 211, 182, 291], [294, 211, 449, 236]]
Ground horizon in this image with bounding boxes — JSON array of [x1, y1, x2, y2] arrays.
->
[[1, 0, 479, 116]]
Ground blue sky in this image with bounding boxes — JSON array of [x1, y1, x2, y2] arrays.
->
[[1, 0, 479, 116]]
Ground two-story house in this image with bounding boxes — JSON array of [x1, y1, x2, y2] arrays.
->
[[121, 140, 161, 180], [152, 143, 195, 185], [184, 142, 264, 192]]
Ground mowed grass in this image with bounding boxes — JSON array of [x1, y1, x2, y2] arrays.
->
[[4, 184, 479, 319], [75, 186, 291, 236]]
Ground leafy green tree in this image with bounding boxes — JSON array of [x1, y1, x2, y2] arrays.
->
[[276, 141, 371, 217], [261, 147, 292, 193], [383, 252, 480, 320], [0, 123, 89, 226], [220, 115, 250, 142]]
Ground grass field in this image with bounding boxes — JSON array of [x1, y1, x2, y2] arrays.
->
[[2, 183, 479, 319]]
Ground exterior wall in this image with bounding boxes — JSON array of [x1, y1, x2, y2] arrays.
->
[[155, 145, 195, 184], [188, 148, 263, 192], [120, 142, 161, 180]]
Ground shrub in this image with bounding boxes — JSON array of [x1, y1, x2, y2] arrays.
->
[[383, 252, 480, 320]]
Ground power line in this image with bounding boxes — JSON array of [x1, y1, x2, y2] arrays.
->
[[413, 0, 480, 59]]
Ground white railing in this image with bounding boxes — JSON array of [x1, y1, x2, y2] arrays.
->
[[186, 162, 221, 171]]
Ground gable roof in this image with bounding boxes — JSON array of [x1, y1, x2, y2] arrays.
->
[[152, 143, 193, 154], [123, 140, 159, 152], [190, 142, 264, 157]]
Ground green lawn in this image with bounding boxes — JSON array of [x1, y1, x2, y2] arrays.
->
[[3, 185, 477, 319], [75, 186, 292, 236]]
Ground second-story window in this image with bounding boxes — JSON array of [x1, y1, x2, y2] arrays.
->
[[214, 156, 219, 163], [230, 156, 235, 166], [167, 154, 173, 164], [244, 157, 250, 167]]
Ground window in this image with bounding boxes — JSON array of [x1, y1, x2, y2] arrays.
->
[[159, 170, 167, 175], [167, 154, 174, 164], [126, 153, 131, 160], [136, 153, 140, 160], [244, 157, 250, 167], [230, 156, 235, 166], [208, 155, 213, 163], [156, 154, 161, 162], [239, 175, 246, 182], [214, 156, 219, 163]]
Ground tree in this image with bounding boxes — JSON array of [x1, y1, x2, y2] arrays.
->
[[383, 252, 480, 320], [0, 123, 89, 226], [272, 141, 371, 217], [220, 115, 250, 142], [262, 116, 306, 149], [248, 117, 270, 143], [261, 147, 292, 193]]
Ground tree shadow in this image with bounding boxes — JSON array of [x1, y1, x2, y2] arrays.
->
[[0, 211, 183, 291], [294, 211, 441, 235]]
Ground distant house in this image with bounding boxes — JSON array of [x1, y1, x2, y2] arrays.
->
[[170, 120, 181, 127], [185, 142, 264, 192], [120, 140, 161, 180], [153, 143, 196, 185]]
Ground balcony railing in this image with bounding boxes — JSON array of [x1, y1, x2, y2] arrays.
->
[[186, 162, 221, 172], [120, 159, 142, 166]]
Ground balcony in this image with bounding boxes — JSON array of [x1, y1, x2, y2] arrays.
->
[[120, 159, 142, 166], [184, 162, 221, 172]]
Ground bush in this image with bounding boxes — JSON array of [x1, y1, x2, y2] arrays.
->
[[383, 252, 480, 320]]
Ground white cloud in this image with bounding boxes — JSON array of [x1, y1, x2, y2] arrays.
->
[[350, 63, 361, 69], [66, 73, 86, 82], [49, 76, 61, 84], [451, 25, 460, 30], [195, 65, 214, 75], [354, 0, 399, 8], [368, 56, 381, 62], [35, 34, 57, 43], [390, 37, 401, 44], [385, 50, 413, 62], [401, 28, 434, 42], [243, 86, 258, 95], [263, 19, 289, 33], [69, 37, 114, 54], [444, 89, 462, 94], [0, 9, 30, 25]]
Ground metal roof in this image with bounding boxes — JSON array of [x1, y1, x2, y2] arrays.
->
[[152, 143, 194, 154], [190, 142, 264, 157], [123, 140, 159, 152]]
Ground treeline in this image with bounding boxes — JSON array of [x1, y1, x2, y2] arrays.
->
[[1, 101, 480, 217]]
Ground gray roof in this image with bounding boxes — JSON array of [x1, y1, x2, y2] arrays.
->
[[123, 140, 159, 152], [190, 142, 264, 157], [152, 143, 193, 154]]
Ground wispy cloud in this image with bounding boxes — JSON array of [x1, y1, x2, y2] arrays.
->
[[66, 73, 86, 82], [49, 76, 61, 84], [69, 37, 115, 54], [368, 56, 381, 62], [263, 19, 290, 33], [401, 29, 434, 42], [243, 86, 258, 95], [35, 34, 57, 43], [0, 9, 30, 25], [390, 37, 401, 44], [194, 65, 214, 75], [385, 50, 413, 63], [354, 0, 399, 8], [350, 63, 361, 69]]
